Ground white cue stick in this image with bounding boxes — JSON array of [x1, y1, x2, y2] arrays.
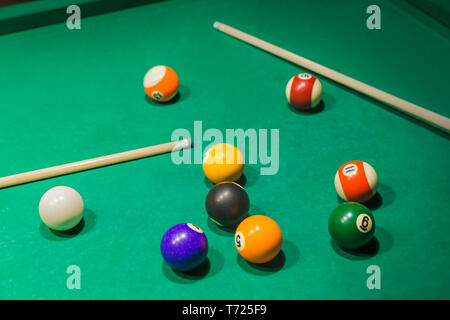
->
[[213, 22, 450, 132], [0, 139, 192, 189]]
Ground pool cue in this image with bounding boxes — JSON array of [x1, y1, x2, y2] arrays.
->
[[0, 139, 192, 189], [213, 22, 450, 132]]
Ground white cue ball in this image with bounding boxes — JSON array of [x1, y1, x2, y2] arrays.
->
[[39, 186, 84, 231]]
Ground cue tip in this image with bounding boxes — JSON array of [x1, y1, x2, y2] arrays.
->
[[173, 139, 192, 151], [213, 21, 222, 30]]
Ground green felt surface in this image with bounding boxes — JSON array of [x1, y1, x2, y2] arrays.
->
[[0, 0, 449, 299]]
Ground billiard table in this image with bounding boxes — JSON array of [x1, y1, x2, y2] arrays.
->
[[0, 0, 449, 300]]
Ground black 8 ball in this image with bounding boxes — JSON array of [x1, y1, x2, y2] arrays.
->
[[205, 182, 250, 227]]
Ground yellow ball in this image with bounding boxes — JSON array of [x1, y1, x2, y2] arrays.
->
[[202, 143, 244, 184]]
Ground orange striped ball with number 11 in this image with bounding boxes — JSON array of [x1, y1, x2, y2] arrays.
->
[[334, 160, 378, 203]]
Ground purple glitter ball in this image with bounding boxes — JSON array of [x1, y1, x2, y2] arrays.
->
[[161, 223, 208, 271]]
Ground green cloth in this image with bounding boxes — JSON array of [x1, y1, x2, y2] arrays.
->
[[0, 0, 449, 299]]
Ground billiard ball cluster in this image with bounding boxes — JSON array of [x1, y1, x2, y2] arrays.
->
[[36, 65, 381, 276], [160, 142, 283, 272], [203, 143, 283, 265], [144, 66, 381, 269]]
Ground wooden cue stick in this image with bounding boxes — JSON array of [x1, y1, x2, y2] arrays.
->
[[213, 22, 450, 132], [0, 139, 192, 189]]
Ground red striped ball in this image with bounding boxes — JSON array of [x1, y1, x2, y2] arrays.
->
[[286, 73, 322, 110]]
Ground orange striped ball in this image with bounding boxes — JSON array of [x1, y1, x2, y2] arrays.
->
[[144, 65, 179, 102], [334, 160, 378, 203]]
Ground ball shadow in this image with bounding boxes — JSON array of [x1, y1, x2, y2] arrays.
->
[[144, 92, 179, 106], [206, 217, 236, 236], [143, 85, 191, 106], [161, 247, 224, 284], [39, 209, 97, 241], [287, 100, 325, 115], [322, 92, 336, 109], [237, 166, 259, 188], [331, 237, 379, 260], [53, 218, 85, 237], [203, 176, 215, 189], [336, 193, 383, 211], [235, 174, 247, 188], [175, 258, 211, 278], [236, 250, 285, 275], [374, 226, 394, 255], [248, 204, 267, 215], [281, 240, 300, 269], [207, 247, 225, 277], [161, 259, 209, 283], [377, 184, 395, 208], [362, 193, 382, 210], [177, 84, 191, 102], [203, 169, 259, 190]]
